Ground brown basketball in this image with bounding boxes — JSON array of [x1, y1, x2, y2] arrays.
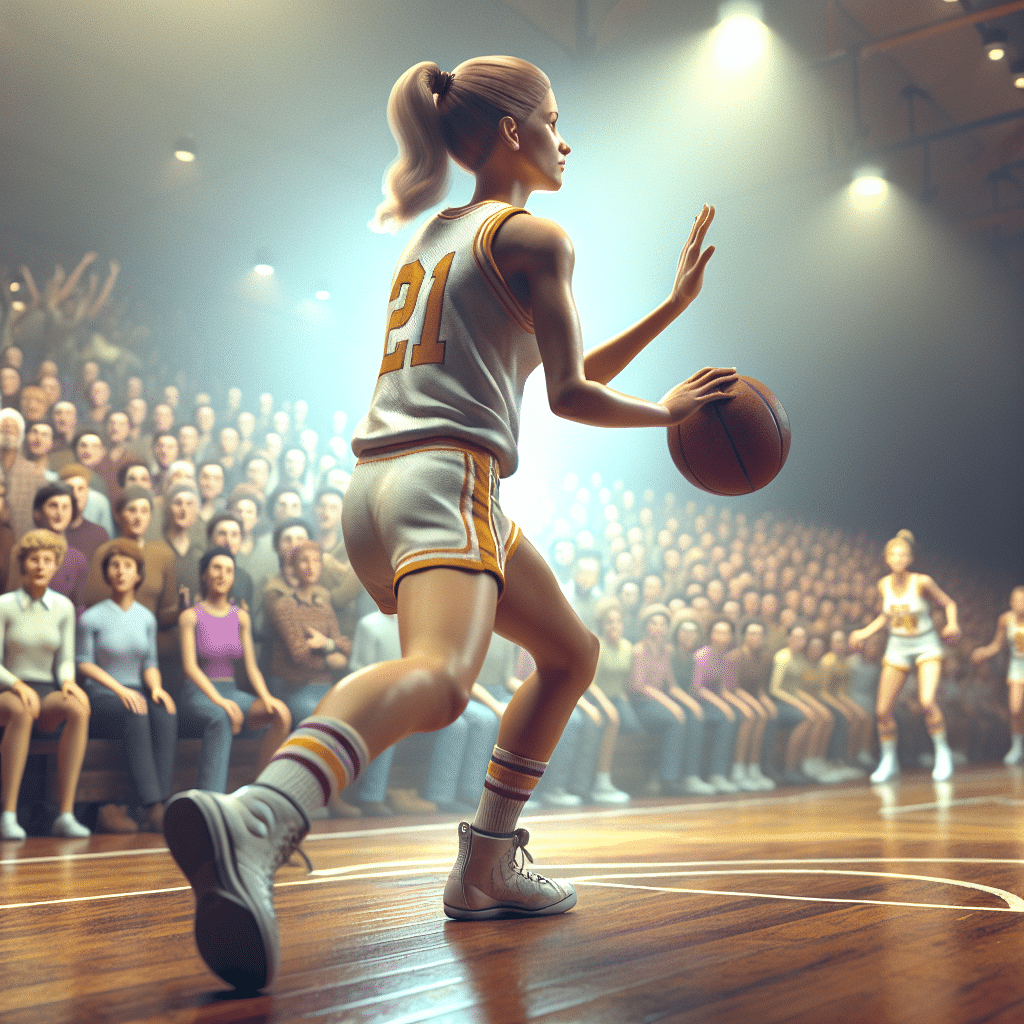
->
[[666, 375, 791, 495]]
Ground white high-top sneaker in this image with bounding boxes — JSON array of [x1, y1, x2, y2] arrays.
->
[[443, 822, 577, 920], [1004, 735, 1024, 766], [931, 733, 954, 781], [871, 741, 900, 783], [163, 784, 310, 991], [747, 764, 776, 790]]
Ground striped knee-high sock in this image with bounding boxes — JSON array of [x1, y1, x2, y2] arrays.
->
[[255, 717, 369, 819], [472, 745, 547, 835]]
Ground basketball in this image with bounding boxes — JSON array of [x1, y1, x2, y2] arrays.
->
[[667, 375, 791, 495]]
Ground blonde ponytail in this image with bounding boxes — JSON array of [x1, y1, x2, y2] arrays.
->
[[370, 56, 551, 234], [370, 62, 451, 234]]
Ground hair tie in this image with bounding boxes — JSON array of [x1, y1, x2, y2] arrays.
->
[[433, 69, 455, 101]]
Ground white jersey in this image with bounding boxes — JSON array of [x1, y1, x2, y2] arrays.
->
[[351, 201, 541, 478], [881, 574, 935, 638]]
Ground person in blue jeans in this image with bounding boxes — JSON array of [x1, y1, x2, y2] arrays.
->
[[177, 547, 290, 792], [77, 539, 177, 833]]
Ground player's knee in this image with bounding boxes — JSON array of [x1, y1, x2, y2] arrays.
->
[[427, 665, 473, 727]]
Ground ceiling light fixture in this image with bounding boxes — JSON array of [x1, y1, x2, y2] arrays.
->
[[1011, 57, 1024, 90], [315, 289, 330, 301], [173, 137, 197, 163], [714, 1, 767, 72], [983, 27, 1008, 62], [850, 164, 888, 202]]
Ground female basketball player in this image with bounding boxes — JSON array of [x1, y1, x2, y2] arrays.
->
[[971, 586, 1024, 765], [164, 56, 736, 990], [850, 530, 960, 782]]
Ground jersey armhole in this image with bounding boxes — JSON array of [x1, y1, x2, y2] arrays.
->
[[473, 207, 535, 334]]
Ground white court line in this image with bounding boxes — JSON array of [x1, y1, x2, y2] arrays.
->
[[880, 795, 1024, 815], [577, 882, 1022, 915], [570, 868, 1024, 912], [5, 857, 1024, 912]]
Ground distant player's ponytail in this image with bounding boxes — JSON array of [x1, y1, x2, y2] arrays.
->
[[884, 529, 916, 559], [371, 56, 551, 234]]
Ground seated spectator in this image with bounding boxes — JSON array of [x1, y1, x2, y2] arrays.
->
[[104, 410, 135, 498], [818, 629, 872, 774], [0, 481, 13, 593], [216, 427, 242, 489], [627, 603, 707, 797], [116, 459, 153, 494], [583, 597, 633, 804], [178, 424, 200, 464], [163, 483, 203, 606], [77, 539, 177, 834], [0, 530, 90, 839], [151, 431, 179, 494], [177, 547, 290, 792], [19, 385, 48, 424], [196, 461, 226, 524], [72, 428, 114, 499], [86, 487, 180, 662], [59, 463, 112, 562], [85, 379, 112, 426], [265, 539, 348, 723], [125, 397, 150, 458], [0, 408, 47, 540], [1, 366, 22, 409], [769, 623, 827, 784], [50, 401, 78, 461], [24, 419, 57, 481], [205, 512, 253, 610], [727, 620, 778, 786], [227, 485, 263, 564], [6, 485, 88, 615]]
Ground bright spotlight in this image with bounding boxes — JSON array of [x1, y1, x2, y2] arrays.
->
[[254, 263, 274, 277], [315, 289, 330, 301], [715, 1, 768, 72], [173, 137, 197, 163], [850, 165, 888, 206]]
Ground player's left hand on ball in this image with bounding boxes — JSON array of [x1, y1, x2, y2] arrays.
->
[[660, 366, 737, 423]]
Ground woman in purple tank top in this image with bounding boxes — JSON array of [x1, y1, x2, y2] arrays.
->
[[177, 547, 291, 792]]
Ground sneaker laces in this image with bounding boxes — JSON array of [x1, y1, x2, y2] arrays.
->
[[509, 828, 545, 883]]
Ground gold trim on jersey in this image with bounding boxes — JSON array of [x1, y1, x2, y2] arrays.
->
[[473, 206, 535, 334]]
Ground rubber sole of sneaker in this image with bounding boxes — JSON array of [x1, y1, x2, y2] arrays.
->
[[163, 793, 271, 991], [442, 888, 577, 921]]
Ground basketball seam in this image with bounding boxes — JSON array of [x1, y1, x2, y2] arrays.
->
[[712, 402, 754, 493], [742, 379, 783, 466]]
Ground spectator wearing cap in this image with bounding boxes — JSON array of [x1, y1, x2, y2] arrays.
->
[[163, 483, 203, 609]]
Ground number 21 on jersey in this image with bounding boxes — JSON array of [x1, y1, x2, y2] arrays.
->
[[378, 252, 455, 375]]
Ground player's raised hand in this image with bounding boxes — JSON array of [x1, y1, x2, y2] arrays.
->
[[669, 205, 716, 313]]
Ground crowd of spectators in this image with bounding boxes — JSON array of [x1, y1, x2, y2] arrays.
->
[[0, 254, 1018, 837]]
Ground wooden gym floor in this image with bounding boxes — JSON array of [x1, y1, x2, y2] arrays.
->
[[3, 767, 1024, 1024]]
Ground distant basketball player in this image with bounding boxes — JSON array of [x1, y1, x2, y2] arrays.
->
[[971, 586, 1024, 765], [163, 54, 736, 990], [850, 530, 960, 783]]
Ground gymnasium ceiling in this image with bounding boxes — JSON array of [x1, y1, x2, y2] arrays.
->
[[1, 0, 1023, 307]]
